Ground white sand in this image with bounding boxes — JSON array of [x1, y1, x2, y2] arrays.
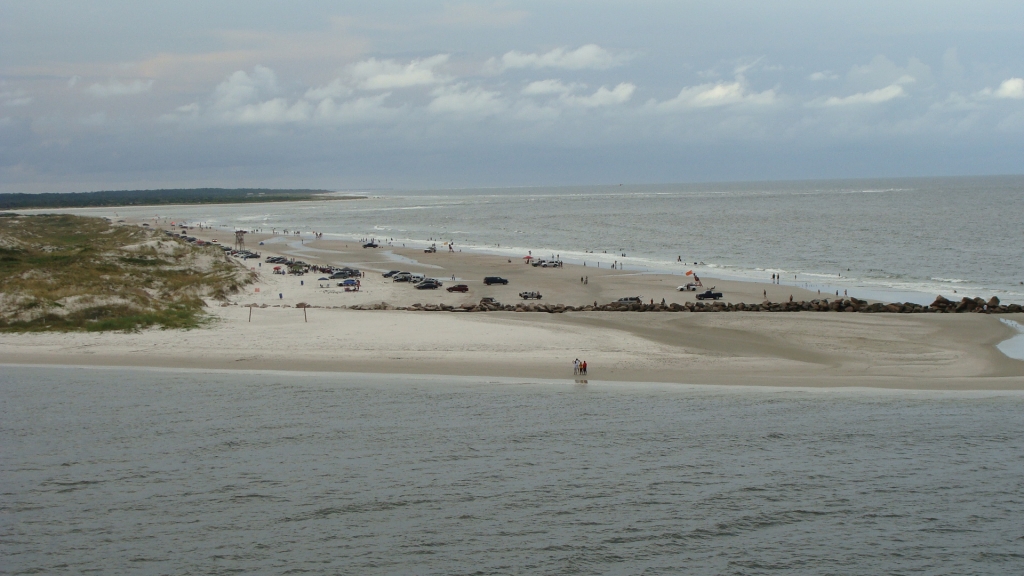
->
[[2, 221, 1023, 389]]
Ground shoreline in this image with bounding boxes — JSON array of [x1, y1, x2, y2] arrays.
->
[[21, 197, 1022, 306], [8, 362, 1024, 396], [2, 300, 1022, 391], [2, 217, 1023, 390]]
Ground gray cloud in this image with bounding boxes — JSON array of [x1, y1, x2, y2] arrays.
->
[[2, 1, 1024, 192]]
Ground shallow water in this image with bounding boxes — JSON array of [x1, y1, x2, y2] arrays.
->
[[998, 319, 1024, 361], [3, 366, 1024, 574]]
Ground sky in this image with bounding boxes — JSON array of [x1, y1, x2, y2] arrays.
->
[[1, 1, 1023, 192]]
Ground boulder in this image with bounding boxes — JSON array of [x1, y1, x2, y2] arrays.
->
[[988, 296, 1000, 308]]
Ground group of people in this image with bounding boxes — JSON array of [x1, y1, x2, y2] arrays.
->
[[573, 358, 588, 376]]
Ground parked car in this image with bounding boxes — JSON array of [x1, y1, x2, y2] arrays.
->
[[677, 283, 699, 291], [616, 296, 643, 304], [447, 284, 469, 293], [393, 272, 412, 282], [424, 245, 437, 253], [480, 297, 500, 306], [415, 280, 441, 289], [483, 276, 509, 285], [363, 242, 378, 248], [519, 291, 543, 300], [408, 274, 425, 284], [382, 270, 401, 278], [696, 289, 724, 300]]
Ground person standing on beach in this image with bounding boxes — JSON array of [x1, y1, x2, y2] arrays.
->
[[581, 360, 587, 375], [573, 358, 580, 375]]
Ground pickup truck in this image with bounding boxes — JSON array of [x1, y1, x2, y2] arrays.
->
[[424, 245, 437, 253], [519, 291, 542, 300], [695, 289, 724, 301], [362, 242, 378, 248]]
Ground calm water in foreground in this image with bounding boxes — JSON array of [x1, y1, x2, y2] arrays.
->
[[3, 366, 1024, 575]]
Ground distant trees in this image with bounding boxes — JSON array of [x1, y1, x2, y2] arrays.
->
[[0, 188, 337, 210]]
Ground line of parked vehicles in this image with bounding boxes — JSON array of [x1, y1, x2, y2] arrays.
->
[[382, 270, 521, 293], [383, 270, 445, 290]]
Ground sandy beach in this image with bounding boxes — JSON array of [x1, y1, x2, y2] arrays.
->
[[2, 221, 1022, 390]]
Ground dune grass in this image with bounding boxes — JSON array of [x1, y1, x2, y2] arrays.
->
[[0, 213, 251, 332]]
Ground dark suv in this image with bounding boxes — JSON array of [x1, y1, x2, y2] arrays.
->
[[483, 276, 509, 285]]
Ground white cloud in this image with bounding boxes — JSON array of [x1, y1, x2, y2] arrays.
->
[[561, 83, 635, 108], [492, 44, 628, 71], [809, 71, 839, 81], [977, 78, 1024, 100], [164, 66, 310, 124], [314, 93, 398, 123], [67, 76, 81, 88], [211, 66, 279, 112], [227, 98, 312, 124], [86, 79, 153, 97], [845, 56, 931, 93], [304, 78, 353, 101], [654, 80, 776, 110], [350, 55, 449, 90], [428, 84, 505, 116], [521, 79, 579, 96], [821, 83, 907, 107]]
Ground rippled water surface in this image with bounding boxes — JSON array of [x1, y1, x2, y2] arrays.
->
[[46, 175, 1024, 303], [3, 366, 1024, 574]]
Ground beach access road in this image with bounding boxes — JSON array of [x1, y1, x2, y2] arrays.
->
[[1, 306, 1022, 390]]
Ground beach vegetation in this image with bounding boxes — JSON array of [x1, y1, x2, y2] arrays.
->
[[0, 214, 253, 332], [0, 188, 364, 210]]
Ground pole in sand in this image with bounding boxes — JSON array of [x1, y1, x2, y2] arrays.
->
[[248, 306, 252, 322], [303, 306, 307, 322]]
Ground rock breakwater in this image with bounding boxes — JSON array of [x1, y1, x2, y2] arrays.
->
[[326, 295, 1022, 314]]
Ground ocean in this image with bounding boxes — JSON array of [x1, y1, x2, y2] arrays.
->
[[43, 175, 1024, 305], [3, 365, 1023, 574]]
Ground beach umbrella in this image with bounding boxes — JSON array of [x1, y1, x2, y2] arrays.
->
[[523, 255, 533, 260], [685, 270, 693, 276], [273, 266, 282, 270]]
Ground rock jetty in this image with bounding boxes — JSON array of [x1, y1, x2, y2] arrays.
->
[[335, 295, 1021, 314]]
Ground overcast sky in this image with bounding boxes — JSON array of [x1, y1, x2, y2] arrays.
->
[[1, 1, 1023, 192]]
